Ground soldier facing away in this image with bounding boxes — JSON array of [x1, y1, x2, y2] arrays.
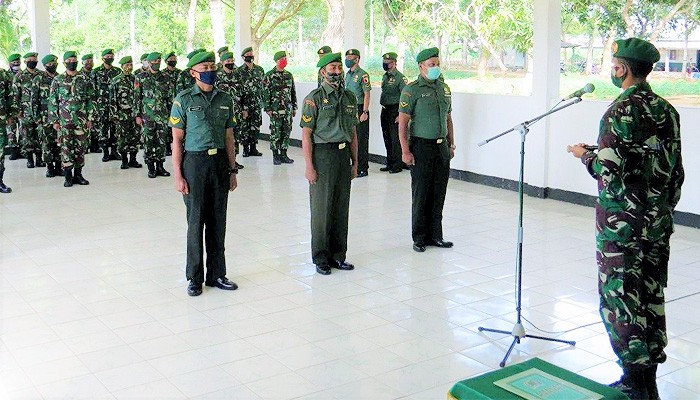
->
[[263, 50, 297, 165], [30, 54, 61, 178]]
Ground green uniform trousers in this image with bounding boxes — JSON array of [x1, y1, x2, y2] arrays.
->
[[380, 104, 401, 170], [410, 137, 450, 244], [38, 123, 60, 164], [356, 105, 369, 174], [310, 143, 352, 266]]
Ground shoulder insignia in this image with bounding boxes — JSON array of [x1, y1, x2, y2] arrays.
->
[[400, 101, 409, 108], [322, 98, 329, 104], [402, 77, 409, 84], [301, 114, 312, 123], [444, 87, 451, 95], [362, 75, 369, 84], [169, 116, 181, 125], [305, 99, 316, 108]]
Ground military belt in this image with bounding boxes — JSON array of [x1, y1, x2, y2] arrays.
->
[[270, 110, 290, 115], [185, 148, 226, 156], [314, 142, 349, 150], [412, 137, 446, 145]]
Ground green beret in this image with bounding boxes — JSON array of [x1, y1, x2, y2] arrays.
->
[[317, 46, 332, 56], [317, 52, 342, 69], [41, 54, 57, 65], [164, 51, 176, 60], [187, 51, 215, 69], [24, 52, 38, 59], [63, 51, 77, 61], [146, 52, 161, 62], [383, 52, 398, 61], [217, 46, 229, 54], [345, 49, 360, 57], [220, 52, 233, 62], [8, 53, 21, 62], [81, 54, 93, 61], [416, 47, 439, 63], [119, 56, 132, 65], [101, 49, 114, 57], [241, 47, 253, 57], [613, 38, 660, 65], [273, 51, 286, 62], [140, 53, 149, 61], [187, 49, 204, 59]]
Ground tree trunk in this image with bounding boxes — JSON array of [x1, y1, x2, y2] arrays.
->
[[650, 0, 689, 42], [600, 27, 616, 76], [130, 1, 136, 57], [622, 0, 634, 37], [210, 0, 226, 51], [585, 26, 596, 75], [397, 41, 406, 72], [477, 50, 488, 78], [186, 0, 197, 53], [321, 0, 343, 51], [298, 16, 304, 64], [683, 28, 689, 76], [369, 5, 374, 57]]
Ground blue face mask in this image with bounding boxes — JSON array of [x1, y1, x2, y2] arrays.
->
[[426, 66, 441, 80], [345, 59, 355, 68], [197, 70, 217, 85]]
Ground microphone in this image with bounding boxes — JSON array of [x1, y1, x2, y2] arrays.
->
[[583, 145, 598, 151], [563, 83, 595, 100]]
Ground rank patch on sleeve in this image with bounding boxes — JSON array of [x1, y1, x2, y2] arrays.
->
[[301, 115, 313, 123]]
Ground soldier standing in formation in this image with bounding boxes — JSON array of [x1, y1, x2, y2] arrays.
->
[[236, 46, 264, 157], [567, 38, 684, 400], [344, 49, 371, 178], [92, 49, 121, 162], [215, 51, 244, 170], [176, 49, 203, 94], [49, 51, 93, 187], [0, 61, 13, 193], [78, 53, 100, 154], [300, 52, 358, 276], [109, 56, 142, 170], [162, 51, 181, 156], [399, 47, 455, 253], [6, 53, 22, 161], [216, 46, 229, 70], [263, 50, 297, 165], [12, 52, 43, 169], [379, 52, 407, 174], [137, 53, 150, 78], [134, 52, 172, 179], [316, 46, 332, 87], [30, 54, 61, 178]]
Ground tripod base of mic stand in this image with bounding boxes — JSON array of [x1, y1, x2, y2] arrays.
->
[[478, 323, 576, 367]]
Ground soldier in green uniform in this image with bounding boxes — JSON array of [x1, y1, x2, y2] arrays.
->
[[0, 61, 13, 192], [30, 54, 61, 178], [300, 52, 358, 276], [5, 53, 21, 160], [49, 51, 94, 187], [216, 46, 229, 70], [78, 54, 100, 153], [263, 50, 297, 165], [380, 52, 408, 173], [110, 56, 142, 170], [162, 51, 181, 156], [12, 52, 44, 168], [344, 49, 371, 177], [235, 46, 264, 157], [137, 53, 150, 78], [169, 51, 239, 297], [176, 49, 204, 94], [92, 49, 122, 162], [134, 52, 172, 178], [215, 51, 244, 170], [567, 38, 684, 400], [398, 47, 455, 253], [316, 45, 332, 87]]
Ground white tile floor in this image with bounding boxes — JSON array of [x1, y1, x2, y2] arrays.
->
[[1, 147, 699, 399]]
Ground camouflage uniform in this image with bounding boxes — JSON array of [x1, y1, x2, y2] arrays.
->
[[5, 63, 20, 160], [581, 80, 684, 372], [77, 65, 98, 152], [30, 69, 61, 174], [12, 68, 42, 165], [234, 63, 265, 153], [92, 63, 121, 156], [0, 67, 13, 192], [262, 67, 296, 155], [176, 69, 195, 95], [162, 64, 180, 155], [109, 71, 139, 159], [215, 66, 241, 143], [134, 70, 172, 166]]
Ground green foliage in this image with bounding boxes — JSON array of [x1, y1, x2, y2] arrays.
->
[[0, 1, 30, 64]]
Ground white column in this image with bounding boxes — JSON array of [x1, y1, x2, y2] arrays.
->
[[343, 0, 365, 54], [28, 0, 51, 56], [234, 0, 252, 61]]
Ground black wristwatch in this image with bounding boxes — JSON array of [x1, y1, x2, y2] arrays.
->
[[229, 167, 238, 175], [362, 110, 369, 115]]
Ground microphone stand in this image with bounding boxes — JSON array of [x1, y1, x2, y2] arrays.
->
[[476, 97, 580, 367]]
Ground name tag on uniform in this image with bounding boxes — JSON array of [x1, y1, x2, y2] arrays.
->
[[339, 143, 346, 149], [207, 149, 218, 155], [220, 106, 229, 110], [436, 138, 444, 144], [188, 106, 204, 112]]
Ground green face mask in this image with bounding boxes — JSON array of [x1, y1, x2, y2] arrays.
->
[[610, 68, 625, 88]]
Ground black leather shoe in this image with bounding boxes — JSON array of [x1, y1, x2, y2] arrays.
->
[[429, 239, 453, 248], [235, 161, 244, 170], [205, 276, 238, 291], [389, 168, 403, 174], [187, 281, 202, 296], [413, 242, 426, 252], [380, 166, 391, 172], [332, 260, 354, 270], [357, 170, 368, 178], [315, 264, 331, 275]]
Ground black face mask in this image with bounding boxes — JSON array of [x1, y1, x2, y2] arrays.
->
[[27, 61, 38, 69], [103, 58, 114, 66], [382, 62, 391, 71], [45, 65, 57, 74], [166, 60, 177, 68], [223, 63, 234, 70], [65, 62, 78, 71], [244, 56, 254, 63]]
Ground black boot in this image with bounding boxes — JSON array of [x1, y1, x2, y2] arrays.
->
[[156, 161, 170, 177], [120, 153, 129, 169], [102, 147, 111, 162], [235, 161, 244, 170], [242, 144, 250, 157], [249, 143, 262, 156], [90, 138, 101, 153], [73, 167, 90, 185], [128, 152, 142, 168], [109, 146, 121, 160], [35, 152, 46, 167], [8, 146, 18, 160], [609, 368, 649, 400], [0, 168, 11, 193], [280, 149, 294, 164], [645, 365, 660, 400], [272, 150, 281, 165], [45, 163, 56, 178], [147, 162, 157, 178], [54, 161, 61, 175], [26, 152, 35, 168], [63, 167, 73, 187]]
